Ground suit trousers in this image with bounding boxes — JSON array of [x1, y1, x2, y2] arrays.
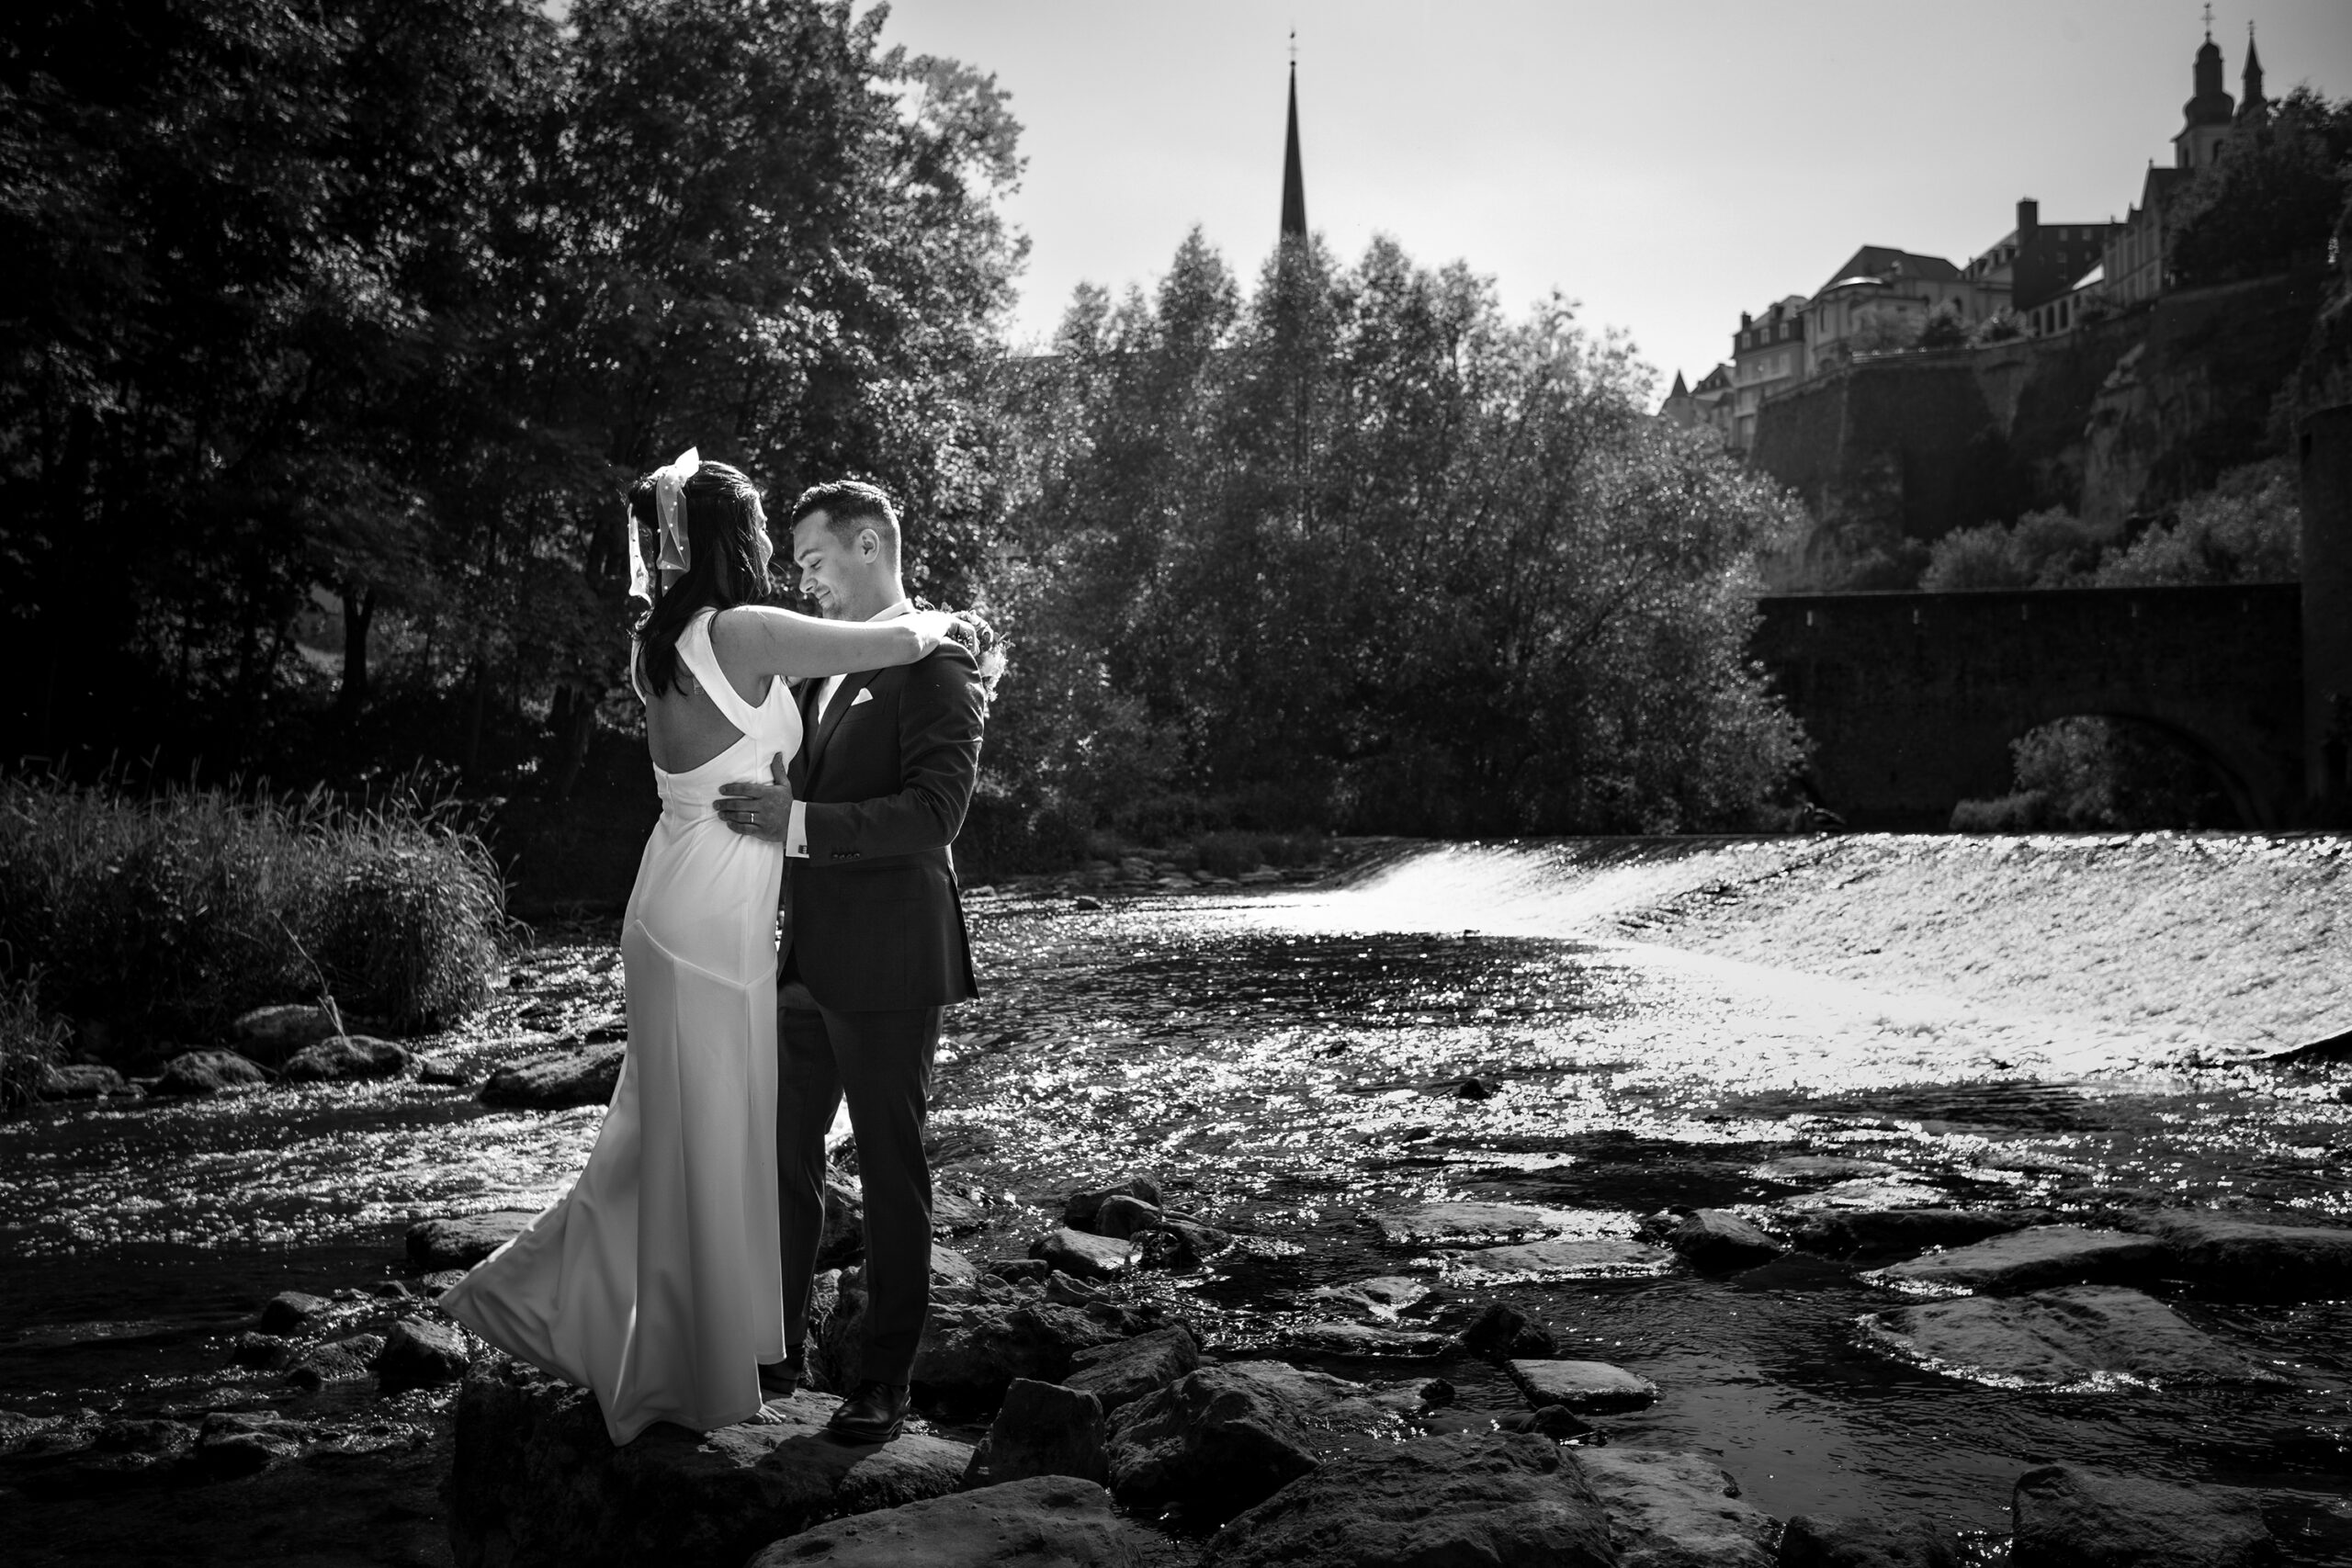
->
[[775, 997, 940, 1386]]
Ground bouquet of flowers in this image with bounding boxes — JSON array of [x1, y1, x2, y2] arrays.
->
[[915, 599, 1008, 705]]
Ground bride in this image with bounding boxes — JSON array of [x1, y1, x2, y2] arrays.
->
[[439, 451, 963, 1444]]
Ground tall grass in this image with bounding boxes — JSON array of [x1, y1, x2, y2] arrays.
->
[[0, 773, 512, 1052]]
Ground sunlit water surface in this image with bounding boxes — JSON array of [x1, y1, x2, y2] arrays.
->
[[5, 851, 2349, 1549]]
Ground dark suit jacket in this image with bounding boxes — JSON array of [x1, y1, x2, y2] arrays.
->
[[782, 640, 983, 1011]]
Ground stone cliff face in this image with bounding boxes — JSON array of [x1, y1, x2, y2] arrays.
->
[[2081, 270, 2330, 528], [1755, 271, 2325, 588]]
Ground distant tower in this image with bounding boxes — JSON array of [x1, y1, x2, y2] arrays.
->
[[2175, 8, 2236, 169], [1280, 40, 1307, 243], [2238, 22, 2268, 124]]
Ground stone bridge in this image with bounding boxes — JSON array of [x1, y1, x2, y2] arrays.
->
[[1752, 585, 2304, 828], [1748, 403, 2352, 829]]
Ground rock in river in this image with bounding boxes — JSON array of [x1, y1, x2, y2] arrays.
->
[[1028, 1226, 1132, 1280], [2010, 1463, 2273, 1568], [378, 1316, 469, 1393], [1374, 1201, 1555, 1246], [286, 1333, 382, 1391], [278, 1035, 412, 1082], [229, 1003, 343, 1066], [1457, 1302, 1560, 1359], [1793, 1208, 2052, 1261], [1064, 1325, 1201, 1415], [961, 1377, 1106, 1487], [257, 1290, 333, 1334], [1669, 1209, 1782, 1271], [1861, 1286, 2285, 1393], [746, 1476, 1178, 1568], [2137, 1209, 2352, 1299], [1572, 1447, 1778, 1568], [826, 1267, 1121, 1397], [1104, 1360, 1406, 1517], [152, 1049, 270, 1096], [408, 1210, 537, 1269], [1451, 1236, 1676, 1281], [1506, 1359, 1658, 1414], [479, 1043, 624, 1110], [1871, 1224, 2161, 1295], [1778, 1513, 1962, 1568], [38, 1063, 124, 1100], [1211, 1431, 1617, 1568], [450, 1354, 971, 1568]]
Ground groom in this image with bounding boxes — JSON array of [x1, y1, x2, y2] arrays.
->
[[716, 479, 983, 1443]]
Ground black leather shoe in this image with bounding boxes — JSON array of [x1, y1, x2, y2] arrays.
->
[[825, 1381, 910, 1443], [757, 1345, 807, 1400]]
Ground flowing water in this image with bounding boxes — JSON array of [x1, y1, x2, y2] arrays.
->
[[5, 842, 2350, 1561]]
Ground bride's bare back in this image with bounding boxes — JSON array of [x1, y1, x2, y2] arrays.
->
[[642, 604, 949, 774]]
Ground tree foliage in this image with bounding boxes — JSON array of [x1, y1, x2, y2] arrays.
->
[[2168, 86, 2352, 288], [0, 0, 1023, 795], [984, 231, 1809, 842]]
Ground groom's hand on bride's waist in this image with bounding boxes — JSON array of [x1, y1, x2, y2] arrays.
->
[[717, 752, 793, 841]]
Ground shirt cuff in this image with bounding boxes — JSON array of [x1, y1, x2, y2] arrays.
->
[[786, 799, 809, 859]]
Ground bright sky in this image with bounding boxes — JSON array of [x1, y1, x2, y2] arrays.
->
[[867, 0, 2352, 400]]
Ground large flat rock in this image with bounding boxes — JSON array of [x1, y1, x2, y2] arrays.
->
[[2138, 1209, 2352, 1298], [1374, 1202, 1558, 1246], [1861, 1286, 2285, 1393], [1571, 1448, 1777, 1568], [408, 1211, 537, 1269], [1211, 1431, 1617, 1568], [1793, 1208, 2052, 1261], [480, 1044, 624, 1110], [2011, 1463, 2273, 1568], [746, 1476, 1185, 1568], [1871, 1225, 2162, 1295], [1447, 1237, 1676, 1280], [1506, 1359, 1658, 1414], [1104, 1361, 1407, 1518], [448, 1354, 971, 1568]]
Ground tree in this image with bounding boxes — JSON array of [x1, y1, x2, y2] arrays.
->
[[2168, 86, 2352, 288]]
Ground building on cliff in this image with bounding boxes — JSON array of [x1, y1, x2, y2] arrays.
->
[[2104, 22, 2272, 309], [1659, 363, 1735, 443], [1731, 298, 1807, 448]]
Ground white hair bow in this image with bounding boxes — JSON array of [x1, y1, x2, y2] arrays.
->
[[625, 446, 701, 604]]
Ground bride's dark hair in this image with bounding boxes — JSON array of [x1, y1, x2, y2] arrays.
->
[[631, 459, 774, 696]]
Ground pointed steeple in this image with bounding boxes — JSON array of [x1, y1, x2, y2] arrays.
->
[[1670, 370, 1690, 397], [1280, 42, 1307, 243], [2239, 22, 2267, 120]]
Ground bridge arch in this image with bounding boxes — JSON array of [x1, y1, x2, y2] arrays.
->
[[1752, 584, 2302, 829]]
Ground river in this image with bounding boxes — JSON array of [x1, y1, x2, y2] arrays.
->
[[4, 838, 2349, 1562]]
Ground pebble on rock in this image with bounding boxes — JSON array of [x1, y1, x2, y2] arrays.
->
[[1506, 1359, 1658, 1414], [2010, 1462, 2274, 1568]]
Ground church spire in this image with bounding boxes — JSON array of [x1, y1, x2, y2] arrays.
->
[[1280, 39, 1307, 243], [2240, 21, 2267, 119]]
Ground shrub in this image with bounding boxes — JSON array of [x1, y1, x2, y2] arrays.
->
[[0, 773, 509, 1050], [0, 971, 72, 1110]]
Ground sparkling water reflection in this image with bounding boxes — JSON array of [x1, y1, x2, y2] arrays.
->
[[3, 859, 2349, 1544]]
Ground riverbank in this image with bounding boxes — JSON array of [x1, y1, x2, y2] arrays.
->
[[4, 832, 2348, 1564]]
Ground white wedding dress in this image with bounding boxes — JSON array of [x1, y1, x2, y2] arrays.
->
[[441, 608, 797, 1444]]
